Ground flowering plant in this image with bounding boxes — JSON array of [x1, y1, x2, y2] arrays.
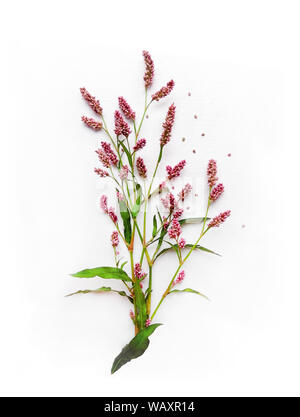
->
[[70, 51, 231, 374]]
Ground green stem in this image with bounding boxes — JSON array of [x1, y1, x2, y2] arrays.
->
[[146, 265, 152, 315], [129, 249, 139, 335]]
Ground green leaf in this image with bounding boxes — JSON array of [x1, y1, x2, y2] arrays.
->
[[71, 266, 132, 281], [152, 215, 158, 238], [169, 288, 209, 300], [65, 286, 133, 303], [111, 323, 163, 374], [179, 217, 210, 225], [119, 140, 133, 170], [131, 184, 142, 219], [154, 243, 220, 261], [184, 244, 221, 256], [133, 280, 147, 331], [157, 225, 168, 252], [120, 261, 128, 270], [118, 199, 132, 244]]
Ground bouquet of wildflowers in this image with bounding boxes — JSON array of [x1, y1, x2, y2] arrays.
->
[[70, 51, 231, 373]]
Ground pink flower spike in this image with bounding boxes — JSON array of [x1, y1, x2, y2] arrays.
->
[[130, 310, 135, 320], [134, 263, 147, 280], [173, 208, 184, 219], [80, 87, 103, 115], [145, 319, 151, 327], [101, 142, 118, 166], [178, 238, 186, 249], [159, 181, 167, 193], [161, 195, 169, 209], [143, 50, 154, 88], [119, 165, 129, 180], [166, 160, 186, 180], [100, 195, 108, 213], [118, 97, 136, 120], [114, 110, 131, 137], [208, 210, 231, 228], [94, 168, 109, 177], [108, 207, 118, 224], [160, 104, 176, 147], [81, 116, 103, 131], [210, 183, 224, 202], [178, 183, 192, 201], [116, 190, 124, 201], [95, 149, 111, 168], [169, 193, 176, 212], [111, 231, 119, 247], [207, 159, 218, 188], [136, 157, 147, 178], [168, 219, 182, 239], [172, 270, 185, 287], [152, 80, 175, 101], [133, 138, 146, 152]]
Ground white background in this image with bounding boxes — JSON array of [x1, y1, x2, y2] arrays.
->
[[1, 0, 299, 397]]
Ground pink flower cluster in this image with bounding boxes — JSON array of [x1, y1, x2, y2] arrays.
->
[[136, 157, 147, 178], [207, 159, 218, 188], [172, 270, 185, 287], [173, 208, 184, 219], [100, 195, 118, 223], [160, 104, 176, 147], [116, 190, 124, 200], [134, 263, 147, 280], [178, 183, 192, 201], [118, 97, 136, 120], [166, 160, 186, 180], [208, 210, 231, 228], [111, 231, 119, 247], [119, 165, 129, 180], [114, 110, 131, 137], [133, 138, 146, 152], [145, 319, 151, 327], [94, 168, 109, 177], [143, 50, 154, 88], [96, 142, 118, 168], [161, 193, 178, 212], [81, 116, 102, 131], [152, 80, 175, 101], [168, 219, 182, 239], [80, 87, 103, 115], [159, 181, 167, 193], [210, 183, 224, 202], [95, 149, 110, 168], [178, 238, 186, 249], [101, 142, 118, 166]]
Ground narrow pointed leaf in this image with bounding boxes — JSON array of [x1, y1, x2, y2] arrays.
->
[[111, 323, 163, 374], [65, 286, 133, 303], [152, 215, 158, 238], [71, 266, 132, 281], [154, 243, 220, 261], [133, 279, 147, 331], [120, 261, 128, 270], [118, 199, 132, 244], [131, 184, 142, 218], [184, 244, 221, 256], [169, 288, 210, 300], [179, 217, 210, 225], [119, 140, 133, 170], [157, 225, 168, 252]]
